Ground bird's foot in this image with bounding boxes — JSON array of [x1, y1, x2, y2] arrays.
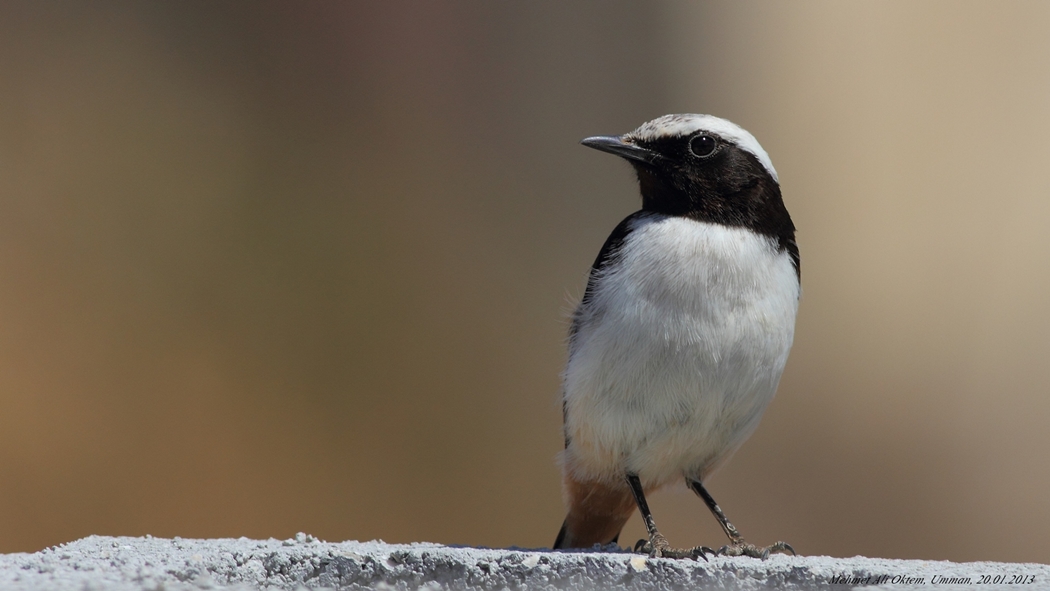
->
[[633, 534, 713, 561], [716, 540, 795, 559]]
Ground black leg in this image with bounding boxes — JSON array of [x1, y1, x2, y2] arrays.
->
[[625, 474, 710, 560], [687, 479, 795, 559], [625, 475, 661, 543], [687, 479, 745, 544]]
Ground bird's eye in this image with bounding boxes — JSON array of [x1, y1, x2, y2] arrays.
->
[[688, 135, 718, 158]]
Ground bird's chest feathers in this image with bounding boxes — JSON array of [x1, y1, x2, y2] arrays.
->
[[587, 216, 797, 348], [563, 216, 798, 482]]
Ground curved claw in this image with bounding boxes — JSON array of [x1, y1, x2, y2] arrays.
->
[[769, 541, 795, 556], [633, 538, 710, 561], [717, 541, 796, 560]]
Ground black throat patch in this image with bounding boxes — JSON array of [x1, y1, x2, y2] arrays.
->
[[631, 140, 799, 279]]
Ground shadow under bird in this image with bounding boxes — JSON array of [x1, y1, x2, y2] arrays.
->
[[553, 114, 799, 559]]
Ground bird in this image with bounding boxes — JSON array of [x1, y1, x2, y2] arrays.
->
[[552, 114, 799, 560]]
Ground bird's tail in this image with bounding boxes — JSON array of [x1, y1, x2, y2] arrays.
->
[[552, 476, 636, 549]]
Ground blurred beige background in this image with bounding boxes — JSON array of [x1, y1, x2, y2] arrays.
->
[[0, 1, 1048, 563]]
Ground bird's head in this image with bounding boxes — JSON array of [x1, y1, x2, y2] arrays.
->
[[581, 114, 784, 229]]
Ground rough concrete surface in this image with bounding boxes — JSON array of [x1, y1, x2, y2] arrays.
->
[[0, 534, 1046, 590]]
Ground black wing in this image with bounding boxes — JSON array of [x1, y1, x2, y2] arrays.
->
[[562, 210, 648, 448]]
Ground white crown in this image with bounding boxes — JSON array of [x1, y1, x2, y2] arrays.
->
[[627, 114, 777, 182]]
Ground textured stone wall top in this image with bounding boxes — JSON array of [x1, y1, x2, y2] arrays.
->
[[1, 534, 1047, 590]]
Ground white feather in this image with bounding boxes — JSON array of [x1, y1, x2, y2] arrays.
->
[[562, 214, 798, 489], [627, 114, 778, 182]]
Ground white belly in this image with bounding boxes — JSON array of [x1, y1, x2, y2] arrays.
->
[[562, 214, 799, 488]]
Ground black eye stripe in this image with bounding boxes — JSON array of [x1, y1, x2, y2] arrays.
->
[[688, 134, 718, 158]]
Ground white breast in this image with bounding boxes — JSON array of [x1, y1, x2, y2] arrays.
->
[[562, 214, 799, 488]]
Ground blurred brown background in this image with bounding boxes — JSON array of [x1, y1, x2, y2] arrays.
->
[[0, 1, 1048, 563]]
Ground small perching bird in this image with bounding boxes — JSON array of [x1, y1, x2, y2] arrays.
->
[[553, 114, 798, 559]]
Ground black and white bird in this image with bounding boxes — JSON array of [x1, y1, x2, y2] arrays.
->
[[553, 114, 799, 559]]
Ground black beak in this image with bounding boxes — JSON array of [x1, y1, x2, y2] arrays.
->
[[580, 135, 661, 165]]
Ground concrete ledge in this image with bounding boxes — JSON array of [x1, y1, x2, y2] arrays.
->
[[1, 534, 1047, 590]]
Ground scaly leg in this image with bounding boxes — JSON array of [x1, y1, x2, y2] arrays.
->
[[687, 479, 795, 559], [626, 474, 712, 560]]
